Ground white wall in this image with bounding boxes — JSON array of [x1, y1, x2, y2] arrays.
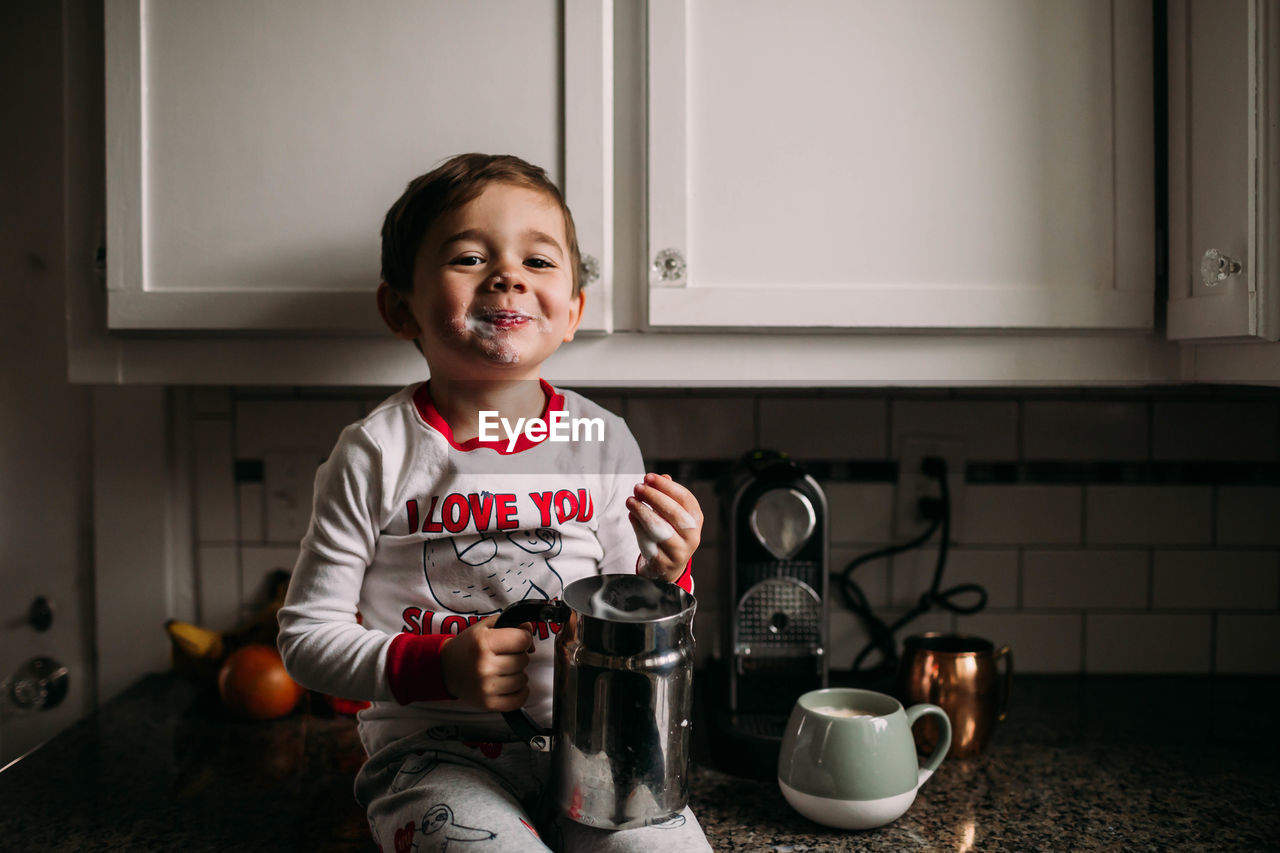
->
[[0, 2, 96, 767]]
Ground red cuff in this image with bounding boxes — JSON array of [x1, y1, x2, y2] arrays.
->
[[675, 558, 693, 592], [386, 633, 454, 705]]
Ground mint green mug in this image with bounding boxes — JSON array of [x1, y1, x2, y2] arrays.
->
[[777, 687, 951, 829]]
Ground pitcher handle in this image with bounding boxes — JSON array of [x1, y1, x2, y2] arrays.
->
[[904, 702, 951, 787], [494, 598, 570, 750], [996, 645, 1013, 722]]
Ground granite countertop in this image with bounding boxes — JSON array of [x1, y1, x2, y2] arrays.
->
[[2, 673, 1278, 851]]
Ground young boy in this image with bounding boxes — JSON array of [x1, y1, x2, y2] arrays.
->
[[276, 153, 713, 853]]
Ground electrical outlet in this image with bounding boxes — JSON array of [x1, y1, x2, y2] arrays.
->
[[894, 436, 966, 538]]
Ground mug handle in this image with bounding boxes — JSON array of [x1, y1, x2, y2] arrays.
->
[[493, 598, 571, 750], [904, 703, 951, 786], [996, 645, 1013, 722]]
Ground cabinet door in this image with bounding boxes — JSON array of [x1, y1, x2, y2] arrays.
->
[[646, 0, 1154, 330], [1167, 0, 1279, 341], [105, 0, 613, 333]]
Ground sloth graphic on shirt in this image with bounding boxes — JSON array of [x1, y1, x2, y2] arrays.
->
[[423, 528, 564, 615]]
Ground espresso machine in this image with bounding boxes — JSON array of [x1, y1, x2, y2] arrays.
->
[[709, 451, 828, 779]]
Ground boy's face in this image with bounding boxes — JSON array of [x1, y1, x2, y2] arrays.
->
[[384, 182, 584, 380]]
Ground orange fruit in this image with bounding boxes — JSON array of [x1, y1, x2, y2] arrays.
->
[[217, 644, 304, 719]]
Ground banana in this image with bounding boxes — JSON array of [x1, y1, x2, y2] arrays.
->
[[166, 619, 228, 684]]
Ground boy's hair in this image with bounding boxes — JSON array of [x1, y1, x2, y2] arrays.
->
[[380, 153, 582, 296]]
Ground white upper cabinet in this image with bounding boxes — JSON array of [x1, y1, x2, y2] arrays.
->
[[1167, 0, 1279, 342], [104, 0, 613, 333], [645, 0, 1155, 330]]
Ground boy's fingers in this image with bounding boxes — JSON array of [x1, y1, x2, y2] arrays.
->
[[489, 626, 537, 654], [628, 511, 684, 573], [643, 472, 693, 502], [484, 651, 531, 676], [632, 487, 694, 530], [485, 685, 531, 712], [633, 484, 700, 530], [487, 672, 528, 694], [641, 475, 701, 521], [478, 677, 530, 710], [629, 510, 688, 562], [628, 497, 677, 540]]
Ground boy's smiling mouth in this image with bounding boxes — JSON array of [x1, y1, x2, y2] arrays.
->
[[478, 307, 537, 330], [468, 308, 540, 333]]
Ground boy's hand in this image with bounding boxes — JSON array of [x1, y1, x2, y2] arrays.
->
[[439, 614, 534, 712], [627, 473, 703, 583]]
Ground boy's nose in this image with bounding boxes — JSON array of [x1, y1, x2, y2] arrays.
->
[[487, 273, 526, 293]]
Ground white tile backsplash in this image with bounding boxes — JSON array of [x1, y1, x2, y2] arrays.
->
[[1215, 614, 1280, 673], [758, 396, 887, 459], [889, 548, 1019, 609], [179, 386, 1280, 675], [1085, 613, 1213, 674], [581, 394, 624, 418], [235, 399, 363, 457], [237, 482, 265, 543], [1216, 487, 1280, 546], [829, 602, 953, 672], [954, 612, 1083, 673], [831, 545, 890, 608], [193, 420, 237, 543], [948, 550, 1021, 610], [626, 395, 755, 459], [1152, 401, 1279, 460], [1152, 550, 1280, 610], [1023, 400, 1149, 460], [1085, 486, 1214, 545], [826, 482, 895, 544], [891, 399, 1019, 460], [190, 387, 232, 417], [1022, 549, 1149, 609], [962, 485, 1082, 545], [197, 544, 240, 631]]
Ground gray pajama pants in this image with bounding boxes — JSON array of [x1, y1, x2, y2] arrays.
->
[[355, 726, 713, 853]]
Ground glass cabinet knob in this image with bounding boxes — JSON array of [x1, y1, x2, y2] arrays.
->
[[579, 254, 600, 286], [651, 248, 686, 284], [1200, 249, 1243, 287]]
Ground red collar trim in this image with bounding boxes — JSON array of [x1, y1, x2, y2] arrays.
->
[[413, 379, 565, 454]]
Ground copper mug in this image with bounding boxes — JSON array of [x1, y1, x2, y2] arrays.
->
[[898, 633, 1012, 758]]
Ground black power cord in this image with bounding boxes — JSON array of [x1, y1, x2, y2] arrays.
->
[[836, 456, 988, 679]]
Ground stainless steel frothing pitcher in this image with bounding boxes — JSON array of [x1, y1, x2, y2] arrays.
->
[[494, 574, 697, 830]]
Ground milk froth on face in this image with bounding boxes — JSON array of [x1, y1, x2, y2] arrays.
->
[[811, 705, 876, 718]]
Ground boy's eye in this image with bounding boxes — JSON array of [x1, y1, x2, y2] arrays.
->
[[526, 257, 554, 269], [452, 255, 483, 266]]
